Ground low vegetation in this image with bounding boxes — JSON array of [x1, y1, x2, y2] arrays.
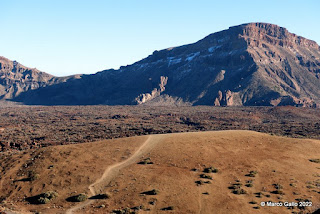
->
[[249, 200, 257, 204], [200, 174, 213, 180], [229, 182, 247, 195], [203, 166, 218, 173], [232, 188, 247, 195], [245, 180, 253, 187], [137, 158, 153, 165], [26, 191, 58, 204], [112, 207, 137, 214], [246, 170, 258, 177], [28, 170, 40, 181], [309, 159, 320, 163], [66, 193, 88, 202], [161, 206, 175, 211], [141, 189, 159, 195]]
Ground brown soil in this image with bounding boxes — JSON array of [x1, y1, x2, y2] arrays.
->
[[0, 130, 319, 213]]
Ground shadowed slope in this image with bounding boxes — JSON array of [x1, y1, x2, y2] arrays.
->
[[9, 23, 320, 107]]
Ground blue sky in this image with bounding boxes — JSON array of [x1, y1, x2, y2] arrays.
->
[[1, 0, 320, 76]]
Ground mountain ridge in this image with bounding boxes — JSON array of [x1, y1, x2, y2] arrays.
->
[[2, 22, 320, 107]]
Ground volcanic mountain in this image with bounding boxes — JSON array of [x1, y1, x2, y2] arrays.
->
[[0, 56, 80, 100], [3, 23, 320, 106]]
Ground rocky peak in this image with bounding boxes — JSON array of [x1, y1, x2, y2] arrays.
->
[[3, 23, 320, 107], [0, 56, 57, 99], [235, 23, 319, 49]]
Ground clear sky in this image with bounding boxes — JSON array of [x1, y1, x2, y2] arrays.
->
[[1, 0, 320, 76]]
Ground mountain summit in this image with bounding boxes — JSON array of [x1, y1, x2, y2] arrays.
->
[[3, 23, 320, 107]]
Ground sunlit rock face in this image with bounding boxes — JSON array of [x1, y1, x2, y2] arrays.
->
[[3, 23, 320, 107]]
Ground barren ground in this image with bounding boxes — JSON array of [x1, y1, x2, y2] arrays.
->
[[0, 131, 319, 214]]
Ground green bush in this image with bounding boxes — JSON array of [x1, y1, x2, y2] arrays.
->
[[75, 193, 88, 202], [37, 197, 50, 204], [43, 191, 58, 200], [67, 193, 88, 202]]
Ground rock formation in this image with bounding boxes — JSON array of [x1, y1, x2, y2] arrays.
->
[[1, 23, 320, 107]]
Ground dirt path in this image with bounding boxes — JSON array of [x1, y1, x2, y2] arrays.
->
[[65, 134, 166, 214]]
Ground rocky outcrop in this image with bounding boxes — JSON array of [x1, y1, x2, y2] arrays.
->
[[2, 22, 320, 107], [213, 90, 242, 106], [0, 57, 79, 100], [0, 57, 54, 99], [134, 76, 168, 104]]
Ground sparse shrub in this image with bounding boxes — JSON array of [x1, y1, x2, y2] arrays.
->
[[233, 188, 247, 195], [249, 201, 257, 204], [272, 190, 284, 195], [230, 183, 247, 194], [246, 171, 258, 177], [161, 206, 174, 211], [112, 207, 136, 214], [306, 185, 315, 189], [131, 205, 144, 210], [309, 159, 320, 163], [273, 183, 283, 190], [141, 189, 159, 195], [195, 180, 204, 186], [138, 158, 153, 165], [37, 197, 50, 204], [43, 191, 58, 200], [200, 174, 212, 180], [28, 171, 40, 181], [203, 166, 218, 173], [75, 193, 88, 202], [245, 183, 253, 187], [229, 183, 242, 189], [246, 180, 253, 184], [255, 192, 262, 198], [67, 193, 88, 202], [26, 191, 58, 204], [149, 198, 157, 205]]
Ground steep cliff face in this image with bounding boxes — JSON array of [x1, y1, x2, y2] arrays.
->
[[4, 23, 320, 107], [239, 23, 320, 107]]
